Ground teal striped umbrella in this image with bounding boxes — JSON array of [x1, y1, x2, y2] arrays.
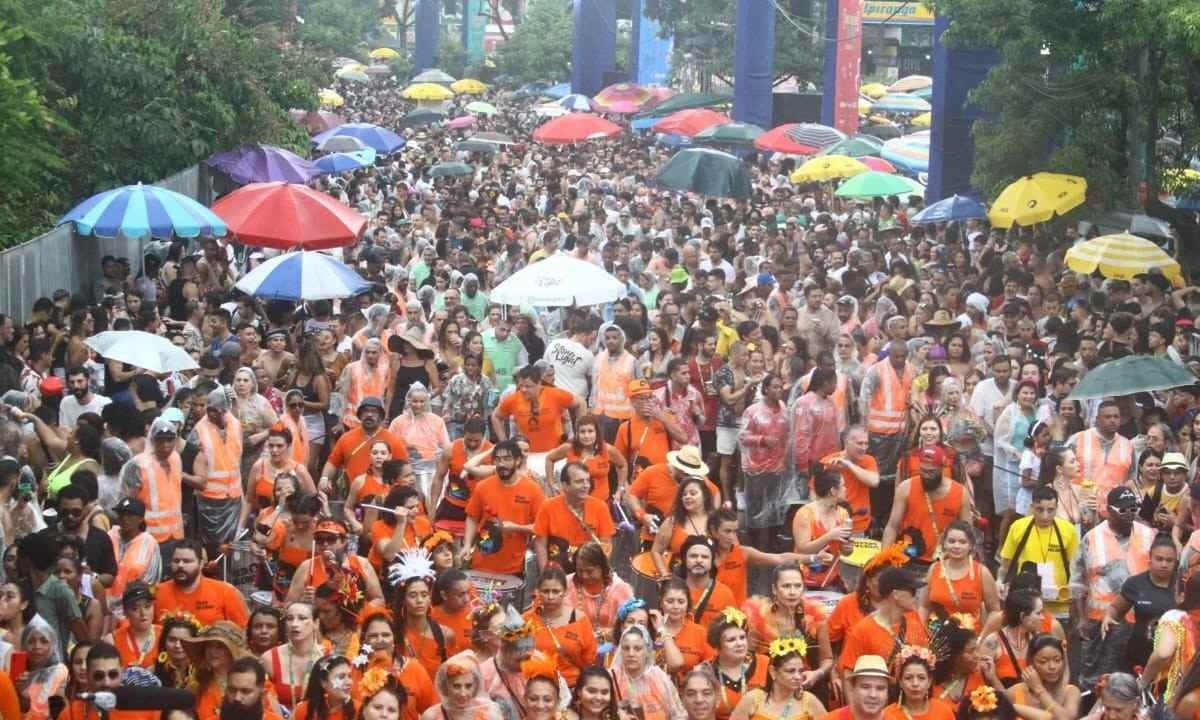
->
[[58, 183, 226, 240], [872, 93, 931, 114]]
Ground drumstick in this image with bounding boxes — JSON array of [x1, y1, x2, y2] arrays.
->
[[360, 504, 400, 515], [614, 501, 637, 533], [308, 537, 317, 588], [819, 556, 840, 589], [211, 528, 252, 564]]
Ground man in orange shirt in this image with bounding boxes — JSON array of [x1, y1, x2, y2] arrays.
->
[[218, 657, 285, 720], [533, 462, 616, 569], [153, 539, 249, 627], [614, 379, 688, 470], [820, 425, 881, 534], [320, 397, 409, 492], [63, 641, 158, 720], [820, 655, 890, 720], [838, 568, 930, 681], [491, 365, 583, 452], [461, 440, 546, 578], [678, 535, 735, 628], [625, 445, 721, 546]]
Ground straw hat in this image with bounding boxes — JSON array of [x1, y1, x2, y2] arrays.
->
[[923, 309, 960, 329], [182, 621, 253, 663], [387, 325, 435, 358], [667, 445, 710, 478]]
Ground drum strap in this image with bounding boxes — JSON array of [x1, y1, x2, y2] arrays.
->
[[566, 501, 602, 546], [693, 581, 717, 624], [430, 620, 447, 662], [1009, 519, 1070, 583], [497, 668, 526, 716]]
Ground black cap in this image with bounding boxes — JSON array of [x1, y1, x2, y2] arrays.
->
[[1107, 486, 1140, 510], [115, 498, 147, 517], [122, 581, 154, 607], [878, 567, 926, 595]]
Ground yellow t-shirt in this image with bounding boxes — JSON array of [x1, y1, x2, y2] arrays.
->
[[1000, 516, 1079, 616]]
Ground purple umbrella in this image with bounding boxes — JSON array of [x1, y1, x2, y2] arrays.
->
[[205, 144, 323, 185]]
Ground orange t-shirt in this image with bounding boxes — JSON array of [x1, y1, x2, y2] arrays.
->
[[688, 580, 736, 628], [533, 495, 616, 552], [820, 451, 878, 533], [827, 593, 870, 644], [717, 544, 749, 605], [629, 463, 721, 541], [524, 609, 597, 685], [713, 654, 770, 720], [566, 447, 614, 502], [113, 623, 160, 668], [884, 700, 957, 720], [465, 474, 546, 575], [839, 611, 930, 670], [496, 386, 576, 452], [403, 624, 450, 680], [669, 620, 715, 675], [328, 428, 409, 481], [614, 414, 675, 468], [153, 577, 249, 627], [925, 560, 986, 624], [430, 605, 473, 655]]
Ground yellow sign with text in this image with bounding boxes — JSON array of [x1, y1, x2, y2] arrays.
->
[[861, 1, 936, 24]]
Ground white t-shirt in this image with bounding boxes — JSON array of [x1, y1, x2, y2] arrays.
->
[[544, 337, 594, 400], [59, 393, 111, 428]]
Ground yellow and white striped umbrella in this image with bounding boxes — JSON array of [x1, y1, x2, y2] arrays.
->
[[1064, 233, 1181, 282]]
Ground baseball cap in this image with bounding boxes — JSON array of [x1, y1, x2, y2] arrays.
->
[[627, 379, 653, 397], [115, 498, 147, 516], [878, 567, 926, 595], [1107, 486, 1140, 510], [755, 272, 777, 287], [918, 445, 946, 466], [315, 519, 348, 536], [357, 396, 386, 415], [160, 407, 185, 425], [38, 377, 65, 398], [1162, 452, 1189, 471], [669, 266, 690, 284]]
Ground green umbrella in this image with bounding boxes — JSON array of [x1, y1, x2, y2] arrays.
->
[[693, 122, 764, 146], [454, 139, 498, 154], [466, 101, 498, 116], [401, 109, 446, 127], [1068, 356, 1197, 400], [640, 92, 732, 116], [655, 148, 750, 198], [818, 135, 885, 158], [429, 162, 474, 178], [834, 171, 923, 198]]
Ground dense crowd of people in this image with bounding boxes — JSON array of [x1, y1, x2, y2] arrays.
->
[[0, 75, 1195, 720]]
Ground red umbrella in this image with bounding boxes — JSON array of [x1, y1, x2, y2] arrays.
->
[[754, 124, 821, 155], [653, 109, 732, 137], [860, 156, 897, 173], [532, 113, 623, 145], [594, 82, 653, 111], [211, 182, 367, 250], [644, 86, 677, 110]]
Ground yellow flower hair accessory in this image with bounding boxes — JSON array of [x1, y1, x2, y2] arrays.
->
[[969, 685, 998, 713], [361, 666, 391, 697], [721, 607, 748, 628], [768, 636, 808, 659]]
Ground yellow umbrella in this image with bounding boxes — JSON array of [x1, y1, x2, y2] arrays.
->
[[451, 78, 488, 95], [370, 47, 399, 60], [861, 82, 889, 99], [789, 155, 870, 183], [911, 112, 932, 129], [1064, 233, 1181, 282], [988, 172, 1087, 228], [859, 97, 873, 115], [318, 88, 344, 107], [401, 82, 455, 101]]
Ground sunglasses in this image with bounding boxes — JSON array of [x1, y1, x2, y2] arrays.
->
[[91, 669, 122, 682], [314, 535, 341, 545]]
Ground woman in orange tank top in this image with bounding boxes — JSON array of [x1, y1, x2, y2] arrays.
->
[[658, 578, 716, 678], [741, 563, 833, 682], [345, 440, 395, 536], [930, 615, 989, 705], [884, 646, 956, 720], [291, 655, 355, 720], [263, 493, 322, 602], [523, 566, 597, 686], [392, 553, 455, 680], [429, 568, 474, 656], [1004, 635, 1080, 720], [248, 425, 315, 514], [919, 521, 1000, 627], [650, 477, 716, 577], [543, 414, 628, 503], [981, 590, 1046, 688], [791, 470, 852, 589]]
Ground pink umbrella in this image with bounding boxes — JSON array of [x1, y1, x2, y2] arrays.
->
[[594, 82, 653, 112], [860, 156, 897, 173], [446, 116, 477, 129], [644, 86, 677, 109], [601, 100, 643, 114]]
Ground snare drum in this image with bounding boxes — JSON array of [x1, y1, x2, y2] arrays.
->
[[630, 551, 669, 609], [250, 591, 275, 611], [465, 570, 525, 606]]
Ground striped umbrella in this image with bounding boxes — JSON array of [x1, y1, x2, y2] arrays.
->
[[818, 135, 885, 158], [593, 82, 653, 111], [58, 183, 227, 240], [881, 133, 930, 174], [784, 123, 847, 149], [1064, 233, 1178, 281], [755, 124, 820, 155], [557, 94, 596, 112], [235, 251, 370, 301], [872, 93, 931, 114]]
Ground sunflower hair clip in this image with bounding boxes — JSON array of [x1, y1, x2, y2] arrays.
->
[[969, 685, 998, 713], [768, 636, 808, 659], [721, 607, 748, 628], [360, 667, 392, 697]]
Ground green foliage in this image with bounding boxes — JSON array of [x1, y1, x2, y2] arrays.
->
[[296, 0, 379, 57], [494, 0, 571, 83], [437, 31, 470, 78], [934, 0, 1200, 206], [0, 0, 327, 247]]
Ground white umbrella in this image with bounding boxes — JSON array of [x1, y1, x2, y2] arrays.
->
[[490, 255, 625, 307], [86, 331, 199, 373]]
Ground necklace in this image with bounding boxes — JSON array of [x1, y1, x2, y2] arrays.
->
[[286, 642, 321, 703]]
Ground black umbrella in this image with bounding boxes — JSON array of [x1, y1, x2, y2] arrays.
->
[[401, 109, 446, 127], [454, 140, 499, 154], [862, 124, 903, 139]]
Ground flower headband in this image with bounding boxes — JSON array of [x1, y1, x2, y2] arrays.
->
[[893, 645, 937, 674], [360, 667, 393, 698], [422, 530, 454, 552], [160, 609, 203, 633], [521, 656, 558, 682], [969, 686, 998, 713], [720, 607, 748, 629], [768, 636, 808, 659]]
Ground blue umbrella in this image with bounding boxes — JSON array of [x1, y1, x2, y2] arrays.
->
[[557, 94, 595, 112], [872, 93, 931, 114], [58, 183, 227, 240], [314, 149, 377, 174], [312, 122, 406, 154], [655, 133, 692, 148], [911, 194, 988, 224], [234, 250, 370, 301], [205, 144, 322, 184], [542, 82, 572, 99]]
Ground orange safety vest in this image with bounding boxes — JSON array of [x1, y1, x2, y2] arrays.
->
[[343, 358, 391, 427], [107, 528, 160, 602], [195, 414, 244, 500], [1075, 429, 1133, 501], [801, 369, 850, 432], [593, 352, 635, 419], [1084, 521, 1155, 620], [132, 452, 184, 541], [281, 412, 311, 466], [866, 360, 912, 436]]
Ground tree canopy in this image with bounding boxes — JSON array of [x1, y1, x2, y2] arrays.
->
[[494, 0, 573, 83]]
